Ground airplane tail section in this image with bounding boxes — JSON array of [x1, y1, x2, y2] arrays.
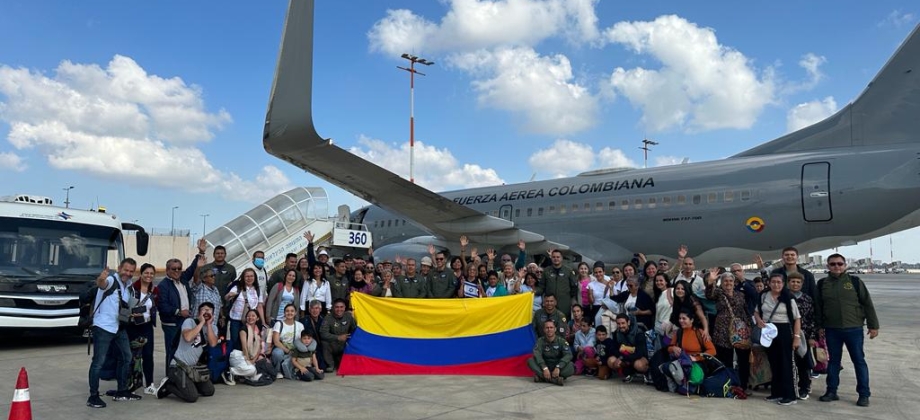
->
[[735, 24, 920, 157]]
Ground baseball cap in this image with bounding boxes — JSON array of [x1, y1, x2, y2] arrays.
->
[[343, 253, 353, 260], [759, 323, 778, 347], [421, 256, 433, 266], [318, 249, 329, 257]]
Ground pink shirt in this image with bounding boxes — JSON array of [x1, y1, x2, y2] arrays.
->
[[579, 278, 592, 306]]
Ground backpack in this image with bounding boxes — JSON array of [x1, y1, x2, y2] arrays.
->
[[78, 279, 118, 329], [699, 356, 741, 398]]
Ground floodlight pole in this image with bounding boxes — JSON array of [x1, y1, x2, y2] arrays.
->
[[639, 138, 659, 168], [398, 54, 434, 183]]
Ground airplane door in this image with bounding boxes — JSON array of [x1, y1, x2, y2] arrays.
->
[[801, 162, 832, 222], [499, 204, 513, 221]]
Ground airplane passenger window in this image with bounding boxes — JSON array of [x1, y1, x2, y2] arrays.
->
[[648, 197, 657, 208], [549, 206, 556, 214], [741, 190, 751, 201], [491, 210, 498, 216], [725, 191, 734, 202], [621, 200, 629, 210], [708, 192, 716, 203], [609, 201, 616, 210], [662, 196, 671, 207], [595, 202, 603, 212], [515, 209, 521, 218], [677, 195, 686, 205], [569, 204, 577, 213], [527, 208, 533, 217], [403, 220, 407, 226], [692, 195, 701, 205], [560, 205, 567, 214], [538, 207, 544, 216], [634, 199, 643, 209], [387, 220, 392, 227]]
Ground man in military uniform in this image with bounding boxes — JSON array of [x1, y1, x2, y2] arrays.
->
[[527, 320, 574, 386], [329, 259, 350, 304], [532, 294, 566, 338], [426, 251, 459, 298], [396, 258, 426, 298], [319, 299, 356, 373], [539, 250, 577, 318]]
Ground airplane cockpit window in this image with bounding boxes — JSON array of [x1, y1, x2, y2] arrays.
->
[[693, 195, 701, 205], [725, 191, 734, 202], [634, 199, 643, 209], [741, 190, 751, 201], [648, 197, 657, 208]]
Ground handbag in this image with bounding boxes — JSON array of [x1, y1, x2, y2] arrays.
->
[[117, 282, 136, 325], [131, 292, 152, 325], [813, 345, 828, 363], [751, 294, 780, 348], [176, 360, 211, 383], [722, 294, 751, 349]]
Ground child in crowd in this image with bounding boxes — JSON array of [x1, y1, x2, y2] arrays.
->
[[290, 331, 324, 382], [573, 320, 596, 375], [592, 325, 618, 380]]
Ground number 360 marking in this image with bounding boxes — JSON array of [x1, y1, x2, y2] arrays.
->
[[348, 231, 368, 245]]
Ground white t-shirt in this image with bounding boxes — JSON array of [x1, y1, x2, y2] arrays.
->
[[229, 286, 263, 321], [588, 280, 607, 305], [272, 320, 304, 349], [625, 294, 638, 311], [138, 290, 154, 323]]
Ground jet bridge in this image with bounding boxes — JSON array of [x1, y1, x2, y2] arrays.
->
[[202, 187, 336, 274]]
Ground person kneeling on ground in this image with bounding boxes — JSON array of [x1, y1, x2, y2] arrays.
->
[[320, 298, 356, 373], [154, 302, 219, 402], [527, 320, 574, 386], [290, 330, 324, 382], [610, 313, 650, 384]]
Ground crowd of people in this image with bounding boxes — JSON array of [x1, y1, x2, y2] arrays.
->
[[85, 234, 879, 410]]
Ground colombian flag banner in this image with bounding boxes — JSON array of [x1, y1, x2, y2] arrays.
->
[[338, 293, 536, 376]]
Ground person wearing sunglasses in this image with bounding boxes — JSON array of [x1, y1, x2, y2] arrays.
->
[[815, 254, 879, 408]]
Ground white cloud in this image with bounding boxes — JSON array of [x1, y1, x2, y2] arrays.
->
[[348, 135, 503, 191], [528, 139, 637, 178], [0, 56, 291, 203], [0, 151, 25, 171], [781, 53, 827, 94], [786, 96, 837, 133], [450, 47, 598, 134], [878, 10, 916, 28], [367, 0, 601, 55], [654, 155, 683, 167], [603, 15, 776, 133]]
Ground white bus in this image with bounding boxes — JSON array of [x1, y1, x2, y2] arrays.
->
[[0, 194, 148, 331]]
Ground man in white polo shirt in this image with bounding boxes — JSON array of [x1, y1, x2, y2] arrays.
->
[[87, 258, 140, 408]]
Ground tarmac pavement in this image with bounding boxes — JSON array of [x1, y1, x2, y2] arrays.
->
[[1, 274, 917, 419]]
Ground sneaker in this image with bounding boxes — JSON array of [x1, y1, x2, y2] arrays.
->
[[810, 370, 821, 379], [819, 392, 839, 402], [765, 396, 781, 402], [798, 390, 810, 400], [856, 396, 870, 407], [644, 374, 654, 385], [324, 367, 334, 373], [778, 398, 797, 406], [222, 371, 236, 386], [553, 376, 564, 386], [86, 395, 106, 408], [154, 377, 170, 400], [276, 372, 284, 379], [143, 384, 157, 395], [622, 375, 634, 383], [113, 391, 142, 401]]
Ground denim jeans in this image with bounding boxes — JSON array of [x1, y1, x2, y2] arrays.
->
[[271, 347, 291, 377], [88, 327, 130, 396], [229, 319, 244, 352], [825, 327, 871, 397]]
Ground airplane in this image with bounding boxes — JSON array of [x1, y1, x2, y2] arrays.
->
[[263, 0, 920, 266]]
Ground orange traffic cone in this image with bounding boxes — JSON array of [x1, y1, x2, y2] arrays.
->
[[8, 368, 31, 420]]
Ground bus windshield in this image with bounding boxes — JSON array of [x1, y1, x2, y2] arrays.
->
[[0, 217, 122, 280]]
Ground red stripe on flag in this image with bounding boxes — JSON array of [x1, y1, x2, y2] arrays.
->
[[337, 354, 534, 377]]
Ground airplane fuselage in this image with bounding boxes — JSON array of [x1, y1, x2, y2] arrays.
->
[[357, 144, 920, 264]]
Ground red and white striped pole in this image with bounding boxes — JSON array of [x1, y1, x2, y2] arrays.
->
[[397, 54, 434, 184], [8, 367, 31, 420]]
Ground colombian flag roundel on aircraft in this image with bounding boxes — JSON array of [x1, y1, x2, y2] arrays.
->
[[746, 216, 765, 232]]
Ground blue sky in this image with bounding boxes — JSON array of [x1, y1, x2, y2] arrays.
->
[[1, 1, 917, 263]]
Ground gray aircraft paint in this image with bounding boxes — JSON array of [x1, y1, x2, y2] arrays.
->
[[263, 0, 920, 265]]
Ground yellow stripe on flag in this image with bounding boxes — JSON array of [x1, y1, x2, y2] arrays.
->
[[351, 292, 534, 339]]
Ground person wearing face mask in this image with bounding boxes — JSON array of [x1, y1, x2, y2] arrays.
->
[[251, 251, 269, 299]]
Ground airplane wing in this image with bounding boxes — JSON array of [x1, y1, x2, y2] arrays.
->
[[262, 0, 568, 252]]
